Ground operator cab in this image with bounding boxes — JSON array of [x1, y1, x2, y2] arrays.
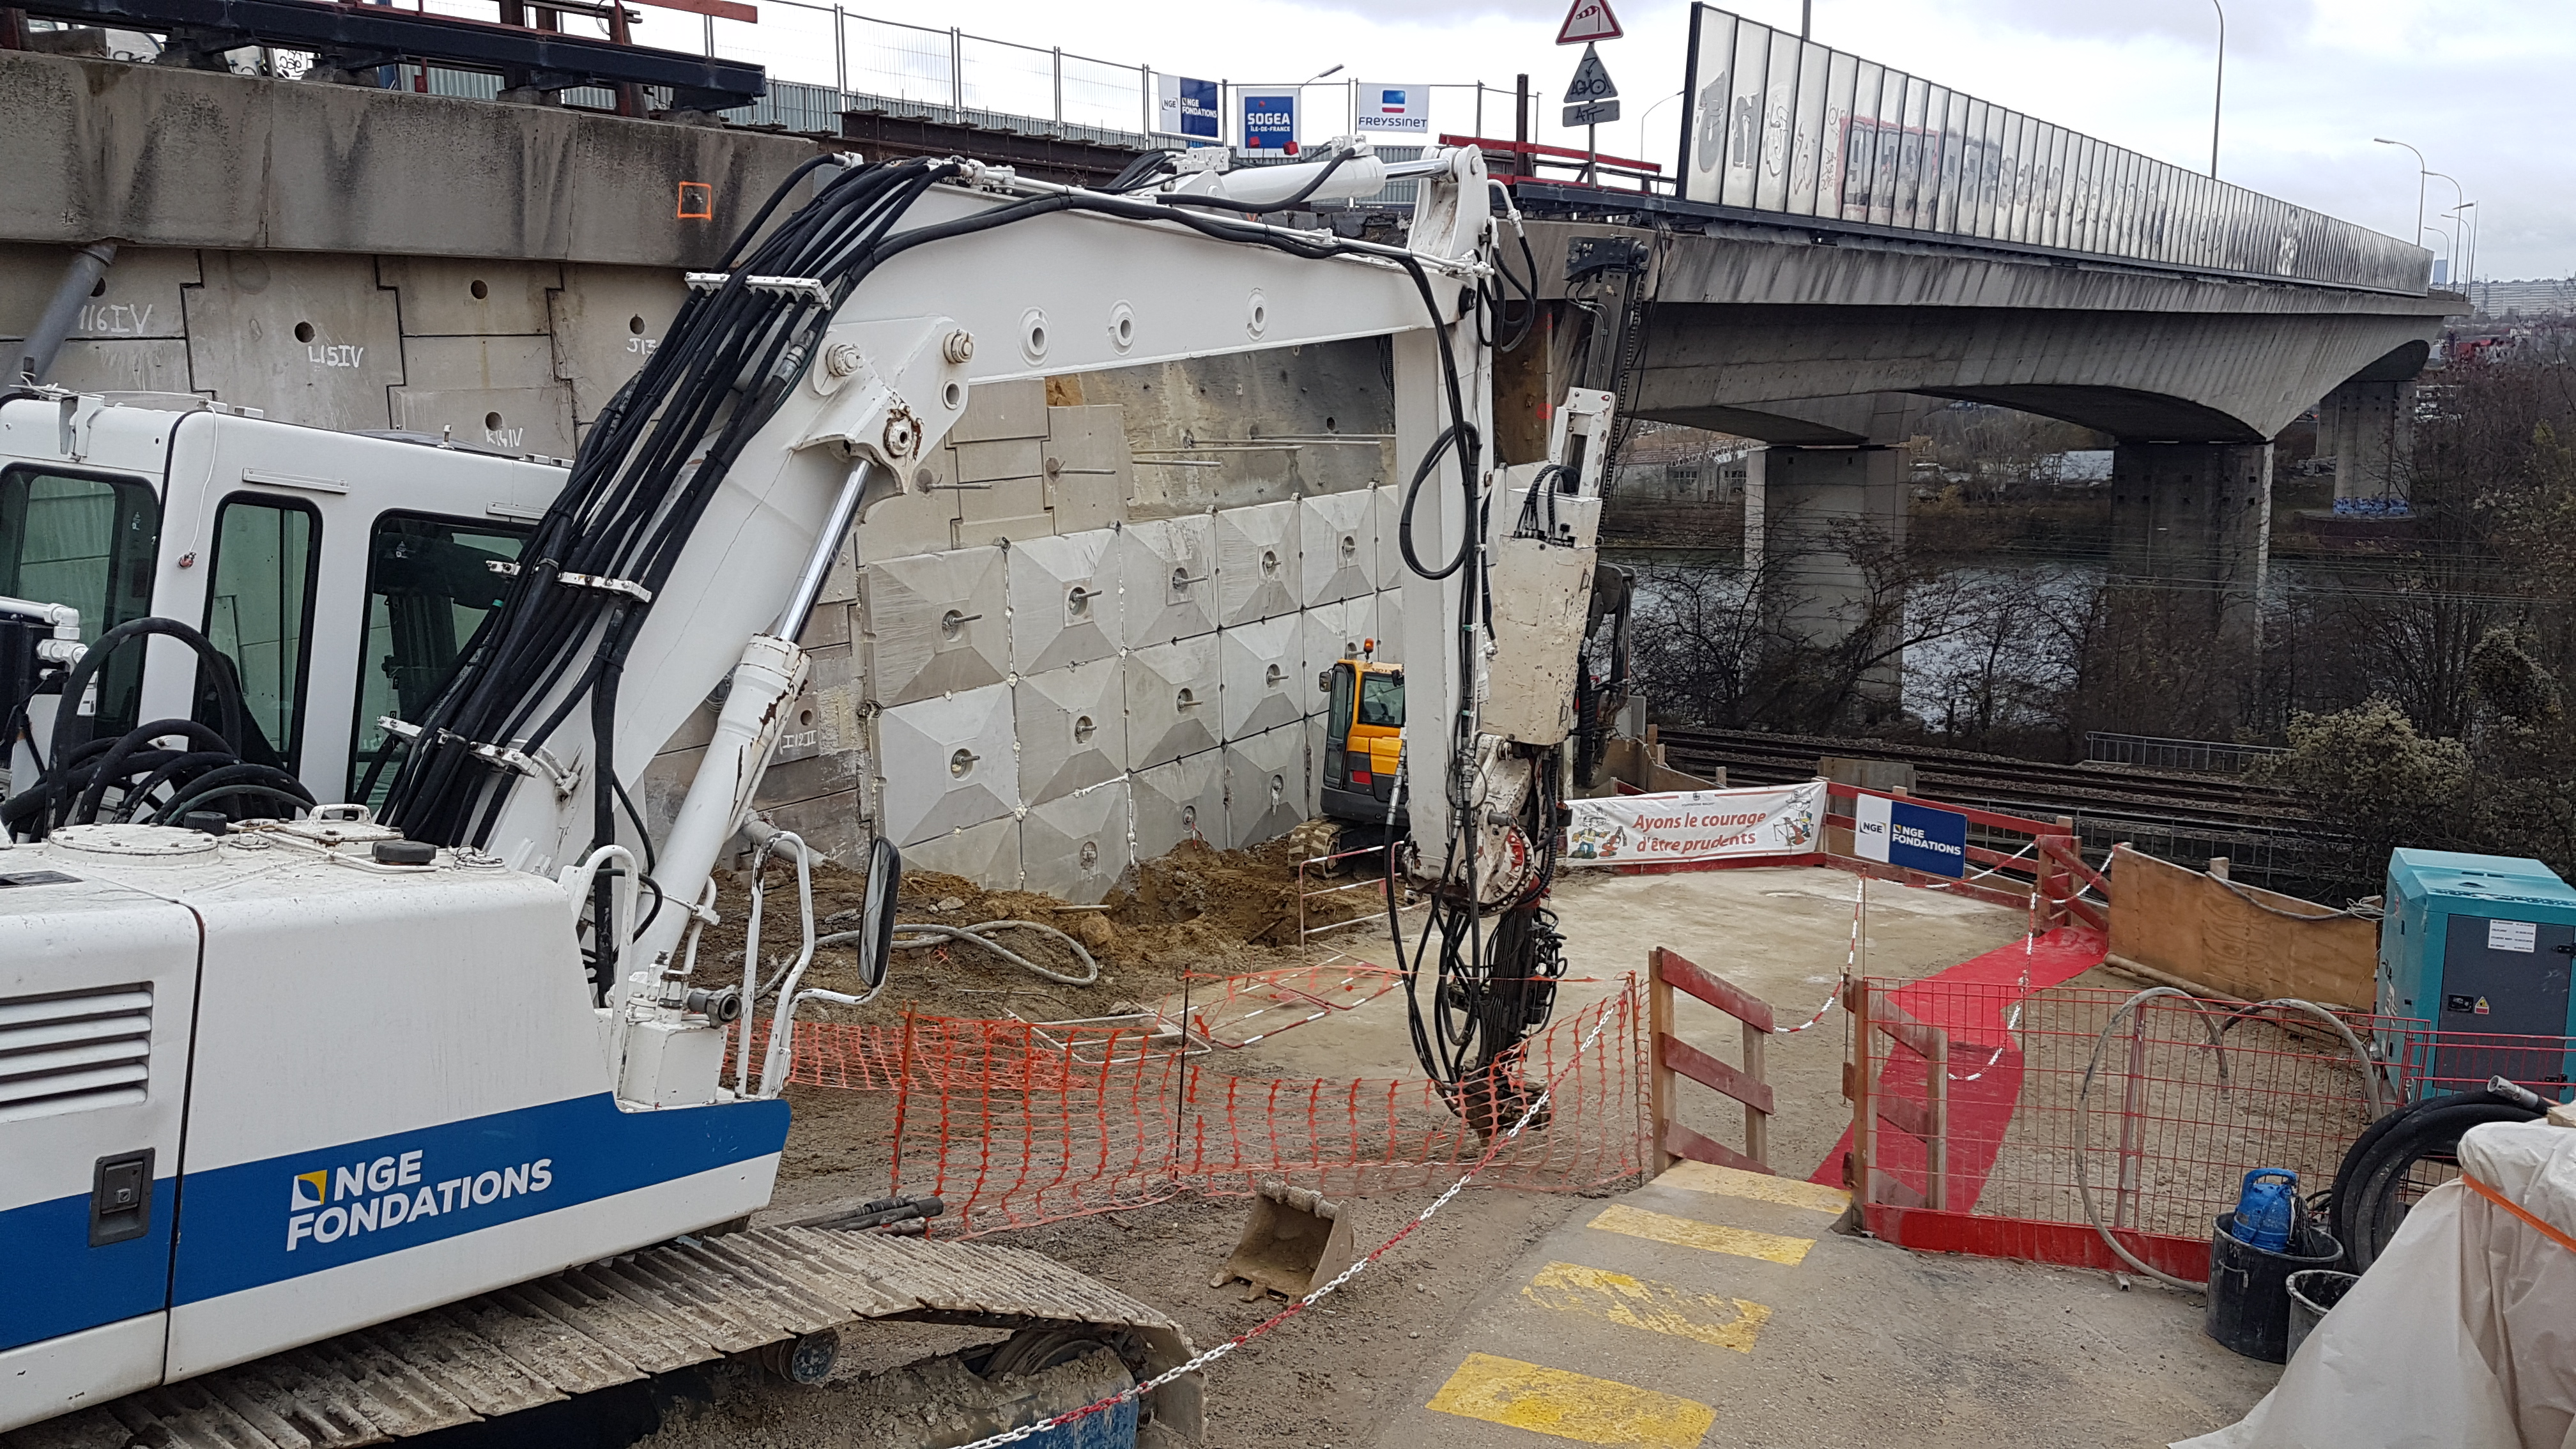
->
[[1317, 642, 1405, 833], [0, 395, 564, 828]]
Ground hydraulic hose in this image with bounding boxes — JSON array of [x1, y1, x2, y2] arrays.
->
[[70, 718, 229, 825], [2327, 1085, 2542, 1272], [0, 617, 283, 839], [890, 919, 1100, 987], [2071, 989, 2384, 1291]]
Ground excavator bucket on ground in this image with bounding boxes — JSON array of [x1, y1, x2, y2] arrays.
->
[[1212, 1179, 1358, 1301]]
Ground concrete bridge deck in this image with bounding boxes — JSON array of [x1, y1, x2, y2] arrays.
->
[[1519, 213, 2448, 448]]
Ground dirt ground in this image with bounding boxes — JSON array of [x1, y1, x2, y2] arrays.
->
[[740, 855, 2089, 1448], [660, 1186, 1592, 1449], [1009, 1184, 1594, 1449]]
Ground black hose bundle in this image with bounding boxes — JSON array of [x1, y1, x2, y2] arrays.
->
[[378, 151, 958, 854], [2325, 1082, 2543, 1273], [0, 616, 314, 838], [1478, 182, 1543, 355]]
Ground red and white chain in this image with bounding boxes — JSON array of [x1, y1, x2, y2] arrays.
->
[[1949, 889, 2041, 1083], [1765, 872, 1862, 1036]]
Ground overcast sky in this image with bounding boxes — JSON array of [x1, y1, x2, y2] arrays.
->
[[666, 0, 2570, 280]]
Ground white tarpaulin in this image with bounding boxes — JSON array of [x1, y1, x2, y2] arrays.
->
[[2175, 1119, 2576, 1449], [1563, 781, 1824, 867]]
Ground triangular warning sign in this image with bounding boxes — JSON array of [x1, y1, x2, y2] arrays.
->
[[1563, 43, 1618, 104], [1556, 0, 1622, 45]]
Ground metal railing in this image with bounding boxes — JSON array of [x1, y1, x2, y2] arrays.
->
[[638, 2, 1517, 155], [1669, 4, 2430, 295], [2084, 732, 2287, 777], [81, 0, 2425, 289]]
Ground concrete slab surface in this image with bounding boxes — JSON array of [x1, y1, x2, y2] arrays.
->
[[1370, 1161, 2280, 1449], [1252, 864, 2026, 1183]]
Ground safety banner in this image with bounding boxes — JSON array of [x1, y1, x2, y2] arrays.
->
[[1563, 781, 1826, 866]]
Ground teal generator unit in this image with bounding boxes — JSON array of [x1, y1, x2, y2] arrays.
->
[[2378, 848, 2576, 1100]]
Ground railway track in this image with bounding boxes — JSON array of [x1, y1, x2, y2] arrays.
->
[[1652, 726, 2322, 839]]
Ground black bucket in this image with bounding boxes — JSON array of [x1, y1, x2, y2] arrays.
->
[[2285, 1269, 2359, 1361], [2205, 1212, 2343, 1363]]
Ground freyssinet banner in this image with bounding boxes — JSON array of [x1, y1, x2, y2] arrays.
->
[[1563, 781, 1826, 866]]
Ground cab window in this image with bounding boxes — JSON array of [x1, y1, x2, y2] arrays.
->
[[0, 466, 159, 739], [1360, 671, 1404, 728], [1328, 661, 1354, 743], [346, 513, 530, 806], [200, 493, 321, 770]]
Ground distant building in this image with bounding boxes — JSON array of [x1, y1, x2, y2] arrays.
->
[[2035, 449, 2114, 486], [1610, 425, 1761, 503], [2467, 279, 2576, 319]]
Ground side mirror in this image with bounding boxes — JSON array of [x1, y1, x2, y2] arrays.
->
[[1317, 670, 1334, 693], [857, 836, 900, 990]]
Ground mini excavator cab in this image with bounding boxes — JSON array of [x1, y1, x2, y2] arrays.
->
[[1317, 643, 1404, 835]]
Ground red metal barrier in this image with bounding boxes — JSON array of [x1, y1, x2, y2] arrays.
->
[[1823, 781, 2106, 930], [1844, 976, 2420, 1282]]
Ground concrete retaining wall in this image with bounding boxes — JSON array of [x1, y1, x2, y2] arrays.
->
[[646, 365, 1406, 900]]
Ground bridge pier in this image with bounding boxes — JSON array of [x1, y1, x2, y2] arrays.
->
[[2104, 441, 2274, 733], [1745, 444, 1909, 721], [2318, 378, 2415, 507]]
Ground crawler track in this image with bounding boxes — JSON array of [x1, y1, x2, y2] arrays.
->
[[5, 1230, 1198, 1449]]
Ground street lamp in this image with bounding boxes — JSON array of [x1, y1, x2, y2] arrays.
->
[[2373, 137, 2428, 250], [2207, 0, 2225, 178], [2447, 201, 2479, 298], [2425, 220, 2455, 284], [1292, 65, 1343, 149], [1639, 89, 1683, 176], [2422, 169, 2467, 285]]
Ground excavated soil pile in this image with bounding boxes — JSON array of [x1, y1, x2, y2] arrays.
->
[[701, 835, 1391, 1031]]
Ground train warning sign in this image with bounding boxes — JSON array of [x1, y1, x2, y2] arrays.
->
[[1556, 0, 1622, 44]]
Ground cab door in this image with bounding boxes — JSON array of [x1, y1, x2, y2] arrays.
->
[[1322, 660, 1356, 780], [141, 417, 561, 810]]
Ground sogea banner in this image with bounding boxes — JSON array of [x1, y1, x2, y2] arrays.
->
[[1563, 781, 1825, 866]]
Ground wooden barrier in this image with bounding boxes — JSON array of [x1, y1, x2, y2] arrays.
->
[[1599, 725, 1722, 795], [1647, 947, 1776, 1176], [1846, 979, 1952, 1210], [2104, 845, 2376, 1008]]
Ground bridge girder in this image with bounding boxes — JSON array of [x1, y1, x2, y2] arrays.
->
[[1524, 222, 2450, 445]]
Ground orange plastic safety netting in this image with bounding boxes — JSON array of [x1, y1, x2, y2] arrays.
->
[[755, 979, 1650, 1236]]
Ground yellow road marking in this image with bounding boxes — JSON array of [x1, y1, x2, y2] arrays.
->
[[1658, 1158, 1851, 1215], [1425, 1353, 1716, 1448], [1588, 1203, 1814, 1265], [1522, 1261, 1772, 1352]]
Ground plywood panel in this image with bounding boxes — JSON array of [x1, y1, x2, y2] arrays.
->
[[2106, 845, 2375, 1007]]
